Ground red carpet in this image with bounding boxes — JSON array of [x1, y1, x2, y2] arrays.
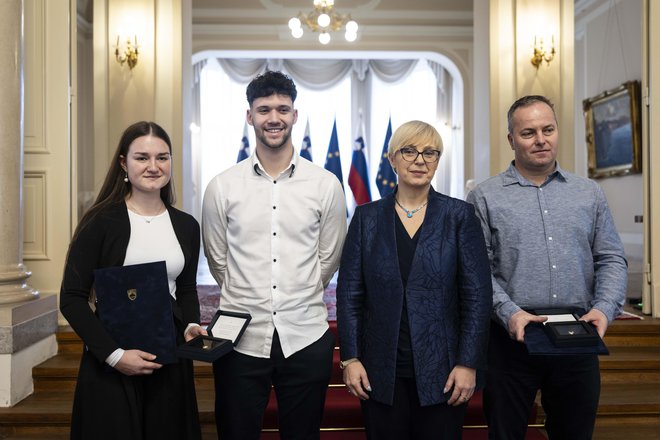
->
[[199, 285, 545, 439], [259, 428, 547, 439]]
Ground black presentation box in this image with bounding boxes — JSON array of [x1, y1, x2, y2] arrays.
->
[[176, 310, 251, 363], [543, 320, 600, 347], [524, 308, 608, 355]]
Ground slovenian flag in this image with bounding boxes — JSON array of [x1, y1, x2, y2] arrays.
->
[[348, 121, 371, 205], [324, 118, 344, 189], [237, 121, 250, 162], [376, 117, 396, 196], [300, 118, 313, 161]]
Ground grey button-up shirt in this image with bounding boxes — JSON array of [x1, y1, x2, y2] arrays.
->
[[466, 162, 627, 329]]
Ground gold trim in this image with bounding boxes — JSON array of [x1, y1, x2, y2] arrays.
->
[[583, 80, 642, 178]]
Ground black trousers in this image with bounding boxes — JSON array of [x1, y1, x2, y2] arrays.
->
[[484, 321, 600, 440], [213, 329, 335, 440], [360, 376, 467, 440]]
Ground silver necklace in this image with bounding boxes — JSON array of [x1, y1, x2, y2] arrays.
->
[[127, 201, 164, 223], [395, 197, 428, 218]]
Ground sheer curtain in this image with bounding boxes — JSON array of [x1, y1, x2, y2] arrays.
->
[[190, 56, 460, 216]]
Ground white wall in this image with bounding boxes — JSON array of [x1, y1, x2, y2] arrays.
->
[[575, 0, 643, 295]]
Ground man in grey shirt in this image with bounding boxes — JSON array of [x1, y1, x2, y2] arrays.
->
[[466, 95, 627, 440]]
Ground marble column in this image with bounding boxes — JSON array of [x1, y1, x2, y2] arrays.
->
[[0, 0, 38, 304], [0, 0, 57, 407]]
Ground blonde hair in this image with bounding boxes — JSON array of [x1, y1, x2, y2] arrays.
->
[[388, 120, 444, 157]]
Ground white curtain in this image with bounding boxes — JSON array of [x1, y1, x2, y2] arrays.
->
[[428, 60, 454, 196]]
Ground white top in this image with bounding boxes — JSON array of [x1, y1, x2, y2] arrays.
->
[[202, 152, 347, 358], [124, 209, 185, 298]]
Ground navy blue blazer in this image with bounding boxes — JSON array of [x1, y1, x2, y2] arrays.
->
[[336, 188, 492, 406]]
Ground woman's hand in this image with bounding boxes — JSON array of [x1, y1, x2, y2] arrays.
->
[[184, 324, 208, 342], [444, 365, 476, 406], [114, 349, 163, 376], [343, 361, 371, 400]]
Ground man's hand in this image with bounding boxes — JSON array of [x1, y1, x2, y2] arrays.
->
[[343, 361, 371, 400], [579, 308, 608, 338], [184, 324, 208, 342], [507, 310, 548, 342], [114, 350, 163, 376]]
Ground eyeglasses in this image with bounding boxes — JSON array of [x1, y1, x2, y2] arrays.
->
[[397, 146, 441, 163]]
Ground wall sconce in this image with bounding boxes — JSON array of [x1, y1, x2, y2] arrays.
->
[[115, 35, 139, 70], [531, 35, 555, 69]]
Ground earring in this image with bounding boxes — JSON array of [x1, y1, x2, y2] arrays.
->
[[123, 173, 129, 183]]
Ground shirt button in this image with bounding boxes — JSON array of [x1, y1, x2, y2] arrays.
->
[[552, 294, 557, 298], [273, 206, 276, 210], [544, 210, 548, 214], [273, 232, 277, 236], [273, 259, 277, 262], [273, 285, 277, 289], [273, 181, 277, 184], [273, 311, 277, 315], [552, 265, 557, 269], [548, 236, 553, 241]]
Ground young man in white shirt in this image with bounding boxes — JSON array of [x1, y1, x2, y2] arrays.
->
[[202, 70, 347, 440]]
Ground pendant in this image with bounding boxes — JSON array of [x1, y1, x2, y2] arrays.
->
[[407, 212, 413, 218]]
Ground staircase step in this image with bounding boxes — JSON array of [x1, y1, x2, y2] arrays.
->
[[535, 382, 660, 426], [599, 345, 660, 383], [596, 383, 660, 426], [604, 318, 660, 347], [55, 328, 84, 354]]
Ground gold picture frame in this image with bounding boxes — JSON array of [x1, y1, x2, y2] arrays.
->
[[583, 80, 642, 178]]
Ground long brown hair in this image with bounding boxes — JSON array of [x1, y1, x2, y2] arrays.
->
[[72, 121, 175, 242]]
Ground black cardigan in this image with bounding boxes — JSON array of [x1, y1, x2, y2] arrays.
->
[[60, 201, 201, 364]]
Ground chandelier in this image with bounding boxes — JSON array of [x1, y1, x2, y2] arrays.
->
[[288, 0, 358, 45]]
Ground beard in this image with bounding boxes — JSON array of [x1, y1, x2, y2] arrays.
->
[[255, 125, 292, 150]]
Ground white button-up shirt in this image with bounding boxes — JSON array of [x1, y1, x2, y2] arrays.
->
[[202, 152, 347, 358]]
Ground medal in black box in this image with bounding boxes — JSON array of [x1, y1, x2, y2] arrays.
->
[[176, 310, 251, 362]]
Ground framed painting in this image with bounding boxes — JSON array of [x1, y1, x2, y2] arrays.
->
[[583, 80, 642, 178]]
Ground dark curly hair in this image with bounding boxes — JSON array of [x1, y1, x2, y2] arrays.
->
[[246, 70, 297, 106]]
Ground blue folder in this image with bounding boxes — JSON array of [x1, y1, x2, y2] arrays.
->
[[94, 261, 177, 365]]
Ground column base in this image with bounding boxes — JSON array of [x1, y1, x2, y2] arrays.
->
[[0, 335, 57, 407], [0, 264, 39, 305], [0, 294, 58, 406]]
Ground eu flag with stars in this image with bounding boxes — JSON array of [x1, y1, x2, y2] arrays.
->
[[376, 117, 396, 196], [300, 118, 313, 161], [348, 122, 371, 205], [324, 119, 344, 189], [237, 121, 250, 162]]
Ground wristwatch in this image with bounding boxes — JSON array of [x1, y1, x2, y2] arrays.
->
[[339, 358, 358, 369]]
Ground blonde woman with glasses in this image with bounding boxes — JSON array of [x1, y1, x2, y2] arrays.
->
[[336, 120, 493, 440]]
